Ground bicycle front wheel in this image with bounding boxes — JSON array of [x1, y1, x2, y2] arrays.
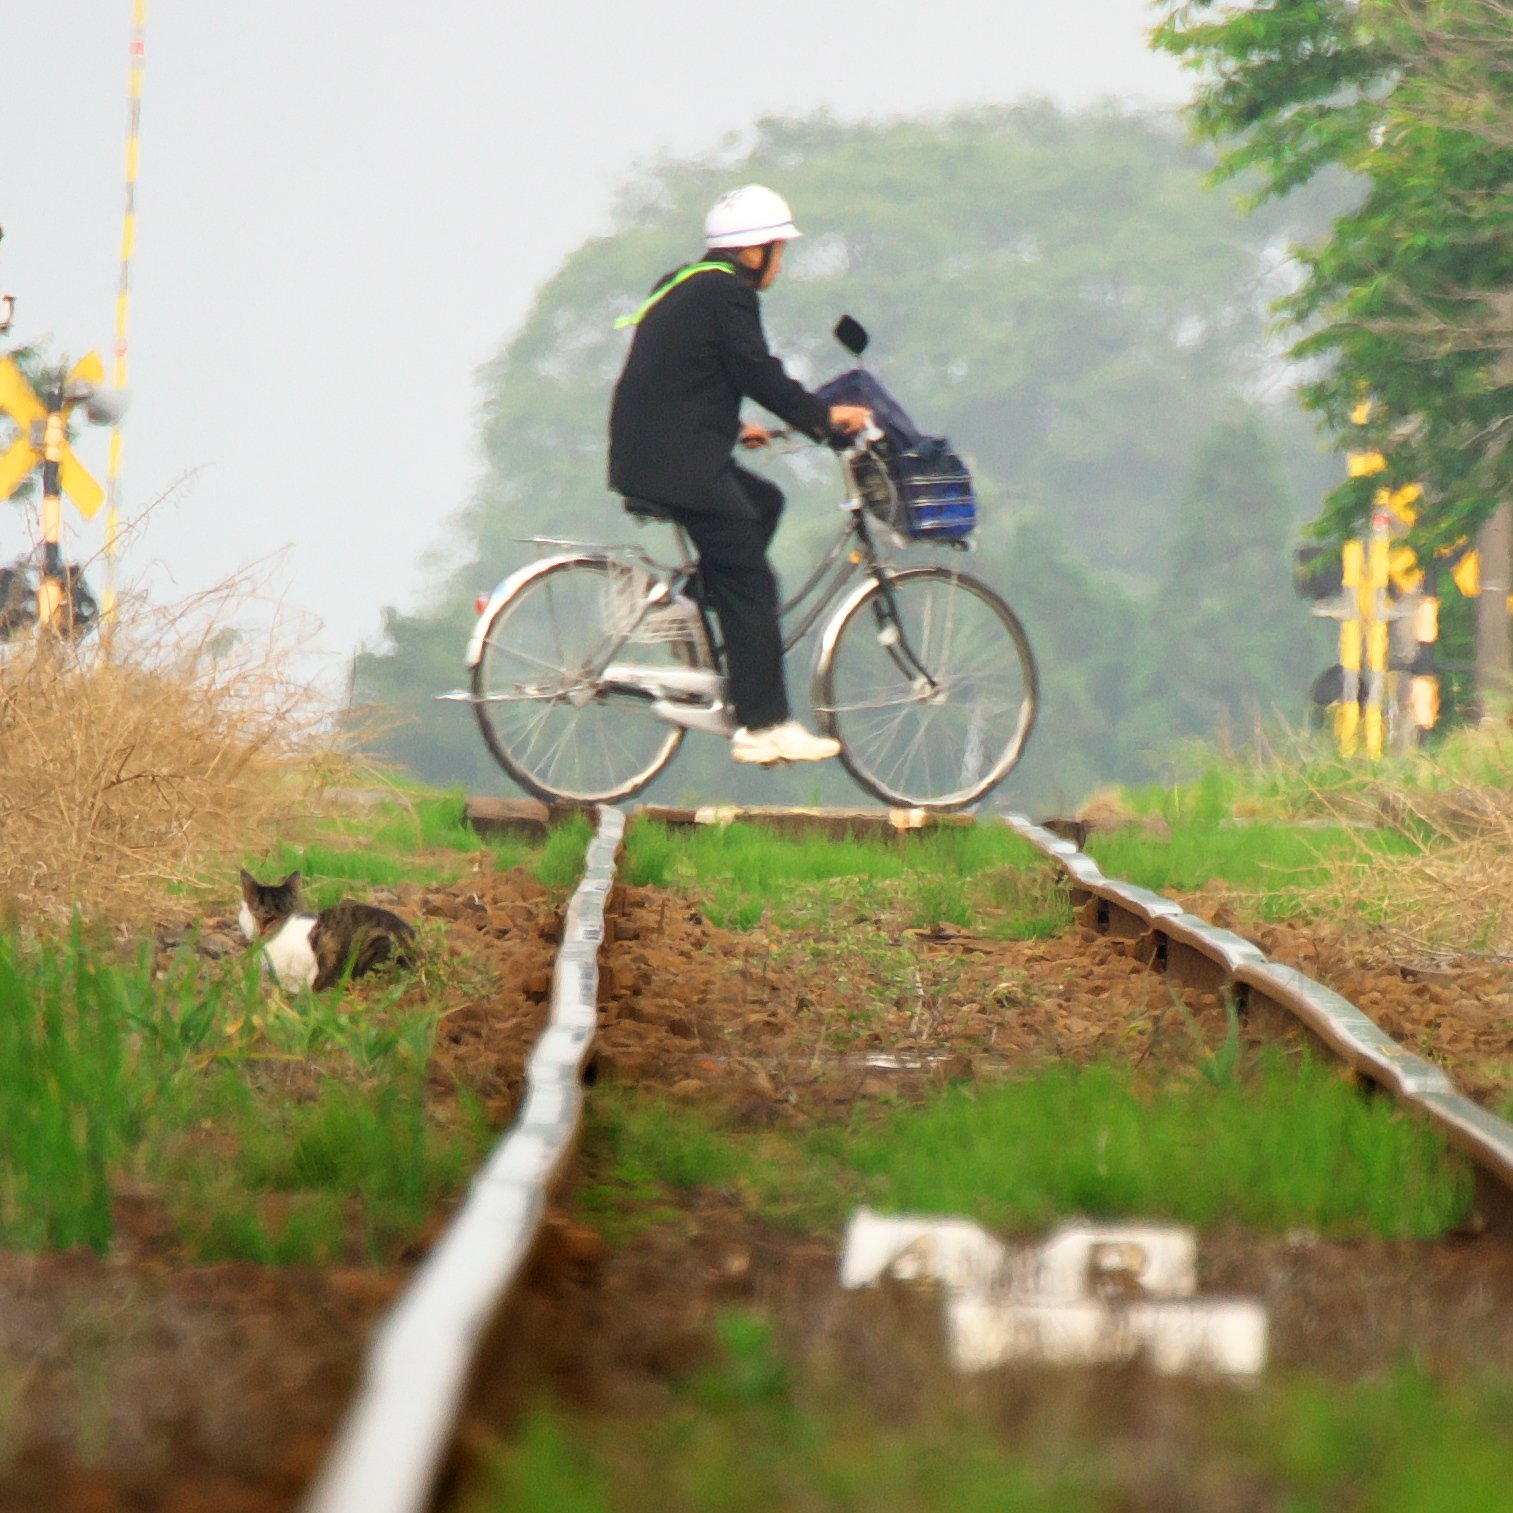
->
[[814, 566, 1037, 809], [472, 555, 708, 804]]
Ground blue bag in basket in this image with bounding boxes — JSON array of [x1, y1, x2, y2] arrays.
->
[[814, 369, 923, 452], [814, 370, 977, 541], [892, 437, 977, 541]]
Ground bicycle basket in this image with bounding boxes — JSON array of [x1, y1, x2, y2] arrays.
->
[[860, 438, 977, 542], [605, 558, 699, 644]]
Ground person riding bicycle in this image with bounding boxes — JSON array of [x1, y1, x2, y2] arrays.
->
[[608, 184, 871, 765]]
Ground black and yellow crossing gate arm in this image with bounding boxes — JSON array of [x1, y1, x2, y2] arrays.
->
[[0, 352, 121, 633]]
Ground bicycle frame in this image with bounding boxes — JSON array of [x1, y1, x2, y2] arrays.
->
[[457, 441, 946, 718], [642, 446, 946, 661]]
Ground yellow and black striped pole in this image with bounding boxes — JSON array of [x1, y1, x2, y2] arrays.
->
[[1363, 502, 1391, 759], [102, 0, 147, 647], [1339, 399, 1392, 759], [36, 376, 69, 634]]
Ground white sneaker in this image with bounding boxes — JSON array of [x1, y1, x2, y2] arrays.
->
[[731, 719, 841, 764]]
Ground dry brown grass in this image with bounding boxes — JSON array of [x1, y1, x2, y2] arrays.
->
[[1278, 732, 1513, 959], [1314, 802, 1513, 960], [0, 573, 339, 928]]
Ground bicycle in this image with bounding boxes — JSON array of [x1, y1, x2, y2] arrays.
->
[[443, 321, 1038, 811]]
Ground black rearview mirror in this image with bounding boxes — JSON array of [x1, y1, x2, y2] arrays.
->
[[834, 315, 869, 357]]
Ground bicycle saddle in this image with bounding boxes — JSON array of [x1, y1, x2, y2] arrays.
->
[[621, 496, 677, 522]]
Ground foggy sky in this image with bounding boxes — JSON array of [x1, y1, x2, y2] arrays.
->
[[2, 1, 1188, 677]]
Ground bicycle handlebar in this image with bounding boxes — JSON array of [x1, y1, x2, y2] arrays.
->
[[752, 420, 879, 455]]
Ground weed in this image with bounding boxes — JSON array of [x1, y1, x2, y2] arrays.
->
[[689, 1312, 789, 1409], [468, 1411, 610, 1513], [1169, 989, 1244, 1088], [584, 1054, 1469, 1245], [1116, 738, 1513, 952], [488, 836, 534, 872], [253, 840, 448, 899], [626, 820, 1060, 943], [706, 887, 765, 932], [582, 1092, 844, 1241], [0, 907, 490, 1264], [0, 925, 138, 1251], [536, 814, 595, 889], [849, 1053, 1468, 1238], [908, 875, 971, 928], [622, 821, 681, 888], [166, 1063, 489, 1264], [0, 586, 327, 928], [244, 786, 539, 906]]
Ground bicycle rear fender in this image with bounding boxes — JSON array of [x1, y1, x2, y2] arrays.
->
[[463, 553, 605, 668]]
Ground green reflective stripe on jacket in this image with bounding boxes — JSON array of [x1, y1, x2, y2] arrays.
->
[[614, 261, 737, 330]]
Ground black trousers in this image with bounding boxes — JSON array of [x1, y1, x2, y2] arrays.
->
[[662, 465, 789, 731]]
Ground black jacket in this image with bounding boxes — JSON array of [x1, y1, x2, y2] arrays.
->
[[608, 255, 832, 510]]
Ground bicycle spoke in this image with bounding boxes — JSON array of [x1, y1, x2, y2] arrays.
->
[[479, 638, 565, 679], [472, 556, 709, 804], [815, 568, 1037, 809]]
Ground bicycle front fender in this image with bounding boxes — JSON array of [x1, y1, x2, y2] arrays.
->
[[813, 572, 891, 671], [463, 552, 608, 669], [811, 565, 952, 710]]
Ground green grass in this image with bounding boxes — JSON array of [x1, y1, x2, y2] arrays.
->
[[169, 1070, 491, 1264], [580, 1095, 831, 1245], [0, 782, 583, 1264], [622, 820, 1067, 938], [1083, 818, 1414, 915], [0, 924, 143, 1251], [536, 812, 596, 888], [844, 1055, 1466, 1237], [624, 819, 1040, 892], [463, 1324, 1513, 1513], [0, 921, 493, 1262], [256, 841, 437, 899], [1128, 729, 1513, 831], [246, 787, 536, 904], [584, 1053, 1469, 1243]]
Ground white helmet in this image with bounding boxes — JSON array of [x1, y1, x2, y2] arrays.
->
[[704, 185, 803, 249]]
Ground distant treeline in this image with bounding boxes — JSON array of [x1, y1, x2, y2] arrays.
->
[[354, 104, 1351, 811]]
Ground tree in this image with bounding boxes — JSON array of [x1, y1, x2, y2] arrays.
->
[[1132, 409, 1320, 748], [1153, 0, 1513, 553], [356, 105, 1344, 807]]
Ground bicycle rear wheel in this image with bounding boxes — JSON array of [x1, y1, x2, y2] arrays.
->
[[472, 555, 709, 804], [813, 566, 1037, 810]]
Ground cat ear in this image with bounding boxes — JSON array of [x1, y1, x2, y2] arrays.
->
[[282, 870, 302, 892], [239, 868, 256, 893]]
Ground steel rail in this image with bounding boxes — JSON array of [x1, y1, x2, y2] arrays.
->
[[1002, 812, 1513, 1232], [302, 805, 624, 1513]]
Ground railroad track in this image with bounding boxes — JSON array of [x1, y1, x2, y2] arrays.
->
[[304, 807, 623, 1513], [301, 802, 1513, 1513]]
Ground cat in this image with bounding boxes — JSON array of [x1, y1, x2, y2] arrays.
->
[[237, 869, 417, 992]]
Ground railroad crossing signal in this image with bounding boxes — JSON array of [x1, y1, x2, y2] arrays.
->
[[0, 353, 108, 517], [1298, 401, 1443, 756], [0, 352, 123, 636]]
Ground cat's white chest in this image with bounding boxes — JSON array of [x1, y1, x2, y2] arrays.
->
[[247, 909, 319, 991]]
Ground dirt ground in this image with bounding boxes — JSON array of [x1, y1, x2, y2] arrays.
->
[[443, 875, 1513, 1505], [6, 851, 1513, 1511], [1199, 892, 1513, 1106], [0, 861, 564, 1513]]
